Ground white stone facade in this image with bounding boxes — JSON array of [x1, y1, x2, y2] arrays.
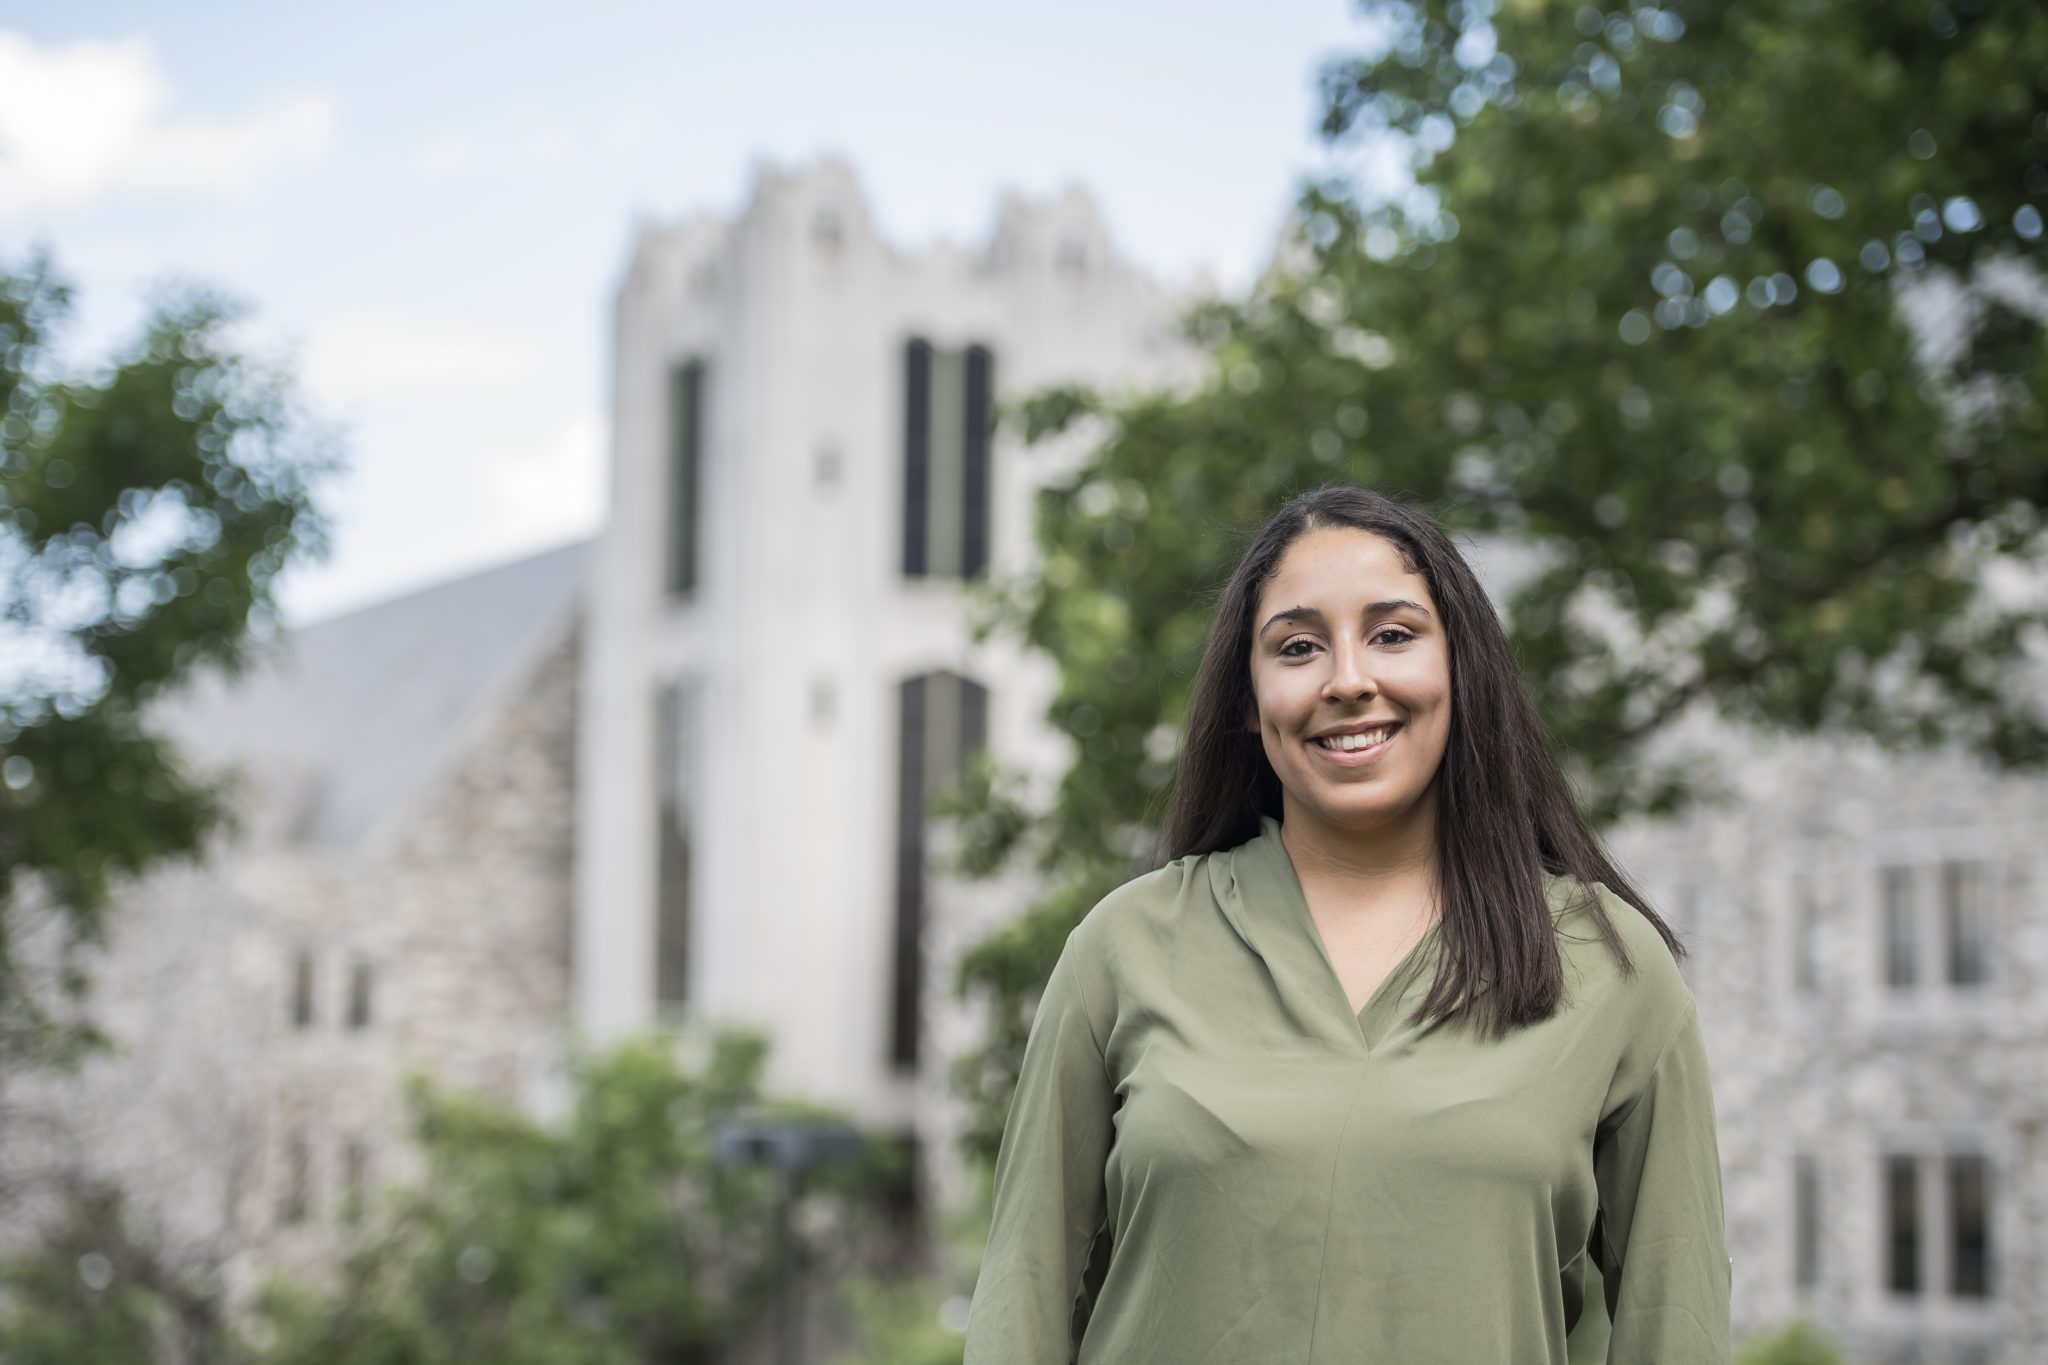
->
[[578, 155, 1206, 1147], [1607, 726, 2046, 1363]]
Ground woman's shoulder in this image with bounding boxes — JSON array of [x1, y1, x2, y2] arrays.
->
[[1072, 853, 1208, 954], [1543, 870, 1694, 1025]]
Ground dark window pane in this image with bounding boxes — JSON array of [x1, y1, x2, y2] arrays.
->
[[282, 1134, 310, 1225], [890, 675, 928, 1069], [902, 340, 931, 576], [342, 1140, 369, 1224], [291, 952, 315, 1029], [1942, 860, 1991, 988], [1948, 1154, 1992, 1298], [1886, 1153, 1921, 1295], [1794, 1153, 1821, 1290], [902, 340, 992, 583], [892, 672, 991, 1070], [346, 961, 372, 1029], [1882, 866, 1917, 990], [665, 359, 705, 597], [656, 680, 696, 1010], [962, 345, 993, 579]]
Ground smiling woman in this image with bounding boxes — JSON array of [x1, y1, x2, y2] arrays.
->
[[965, 486, 1732, 1364]]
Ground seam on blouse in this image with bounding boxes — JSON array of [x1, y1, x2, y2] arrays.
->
[[1066, 933, 1113, 1086], [1602, 997, 1696, 1138]]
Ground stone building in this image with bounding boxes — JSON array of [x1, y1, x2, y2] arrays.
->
[[8, 156, 2042, 1364], [1606, 725, 2045, 1364], [576, 155, 1208, 1227], [1, 538, 587, 1304]]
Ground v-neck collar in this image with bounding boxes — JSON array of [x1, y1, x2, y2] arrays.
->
[[1210, 812, 1446, 1054]]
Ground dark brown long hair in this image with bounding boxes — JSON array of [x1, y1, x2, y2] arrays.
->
[[1157, 485, 1684, 1039]]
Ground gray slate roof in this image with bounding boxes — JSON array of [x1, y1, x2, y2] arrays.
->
[[147, 537, 590, 854]]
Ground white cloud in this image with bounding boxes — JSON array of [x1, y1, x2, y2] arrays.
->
[[0, 31, 336, 212], [298, 316, 552, 404]]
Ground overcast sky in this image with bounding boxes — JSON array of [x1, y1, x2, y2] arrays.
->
[[2, 1, 1378, 627]]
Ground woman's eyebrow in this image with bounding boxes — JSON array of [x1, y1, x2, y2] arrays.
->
[[1258, 600, 1432, 637]]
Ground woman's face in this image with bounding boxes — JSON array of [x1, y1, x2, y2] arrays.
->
[[1246, 526, 1453, 838]]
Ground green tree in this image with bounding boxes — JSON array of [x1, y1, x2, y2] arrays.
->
[[0, 252, 338, 1068], [938, 2, 2046, 1352], [1735, 1318, 1846, 1365], [951, 0, 2048, 1170], [252, 1030, 899, 1365], [0, 1175, 246, 1365]]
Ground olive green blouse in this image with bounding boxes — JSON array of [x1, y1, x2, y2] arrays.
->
[[963, 814, 1732, 1364]]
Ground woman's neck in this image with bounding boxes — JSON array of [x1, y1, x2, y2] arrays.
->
[[1278, 786, 1441, 909]]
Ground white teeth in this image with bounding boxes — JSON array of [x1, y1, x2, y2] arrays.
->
[[1316, 727, 1393, 751]]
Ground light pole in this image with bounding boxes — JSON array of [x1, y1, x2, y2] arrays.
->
[[712, 1115, 868, 1365]]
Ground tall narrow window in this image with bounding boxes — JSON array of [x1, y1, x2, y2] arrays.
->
[[1794, 1153, 1822, 1291], [902, 339, 992, 580], [346, 960, 373, 1029], [1885, 1153, 1921, 1295], [1881, 865, 1918, 990], [281, 1133, 311, 1225], [665, 358, 707, 598], [1791, 873, 1820, 995], [1942, 860, 1991, 988], [891, 670, 989, 1070], [290, 951, 315, 1029], [655, 678, 700, 1012], [341, 1139, 370, 1224], [1948, 1153, 1992, 1298]]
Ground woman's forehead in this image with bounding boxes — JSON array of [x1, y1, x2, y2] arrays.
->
[[1263, 528, 1428, 603]]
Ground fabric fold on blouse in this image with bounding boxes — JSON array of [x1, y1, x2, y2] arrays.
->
[[964, 814, 1732, 1365]]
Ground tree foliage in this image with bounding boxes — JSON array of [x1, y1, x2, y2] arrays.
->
[[0, 252, 339, 1068], [254, 1031, 898, 1365], [0, 1173, 247, 1365], [0, 1032, 903, 1365], [947, 0, 2048, 1176], [1734, 1317, 1846, 1365]]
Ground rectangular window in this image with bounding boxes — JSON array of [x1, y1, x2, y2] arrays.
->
[[1885, 1153, 1921, 1295], [902, 339, 993, 580], [281, 1133, 311, 1225], [342, 1139, 369, 1224], [1941, 860, 1991, 988], [655, 678, 700, 1012], [665, 358, 706, 598], [1881, 866, 1917, 990], [1791, 874, 1820, 995], [291, 951, 315, 1028], [346, 960, 373, 1029], [1794, 1153, 1821, 1291], [1948, 1153, 1992, 1299], [891, 670, 989, 1070]]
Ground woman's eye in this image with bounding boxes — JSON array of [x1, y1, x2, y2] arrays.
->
[[1279, 628, 1413, 659]]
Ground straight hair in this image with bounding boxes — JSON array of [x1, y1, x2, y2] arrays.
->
[[1157, 485, 1685, 1039]]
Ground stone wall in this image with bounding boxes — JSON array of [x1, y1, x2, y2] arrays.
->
[[0, 617, 582, 1319]]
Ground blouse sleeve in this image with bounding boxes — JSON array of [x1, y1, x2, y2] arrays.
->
[[1591, 1001, 1735, 1363], [963, 929, 1115, 1365]]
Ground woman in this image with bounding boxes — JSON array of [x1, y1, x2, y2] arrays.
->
[[963, 486, 1732, 1363]]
